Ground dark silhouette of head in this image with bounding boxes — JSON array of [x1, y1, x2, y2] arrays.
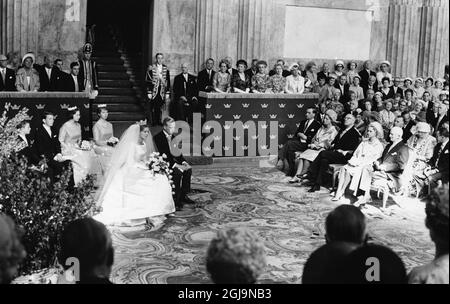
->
[[325, 205, 368, 245]]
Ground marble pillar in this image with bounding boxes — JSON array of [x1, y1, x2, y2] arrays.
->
[[417, 0, 449, 77], [386, 0, 423, 78]]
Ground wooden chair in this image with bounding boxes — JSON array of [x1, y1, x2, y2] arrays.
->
[[328, 164, 345, 191]]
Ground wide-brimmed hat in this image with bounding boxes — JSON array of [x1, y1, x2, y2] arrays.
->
[[289, 62, 299, 70], [416, 122, 431, 133], [325, 109, 338, 122], [0, 54, 7, 61], [380, 60, 391, 67], [374, 91, 383, 97], [404, 77, 413, 83], [415, 78, 424, 83], [335, 60, 345, 67], [22, 52, 35, 64]]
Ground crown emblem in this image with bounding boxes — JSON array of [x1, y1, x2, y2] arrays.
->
[[260, 145, 268, 150], [270, 135, 277, 140], [242, 103, 250, 108], [11, 104, 21, 110], [251, 135, 259, 140], [224, 104, 232, 109], [252, 114, 259, 119], [288, 114, 295, 119], [60, 104, 70, 109], [297, 104, 304, 109], [243, 124, 250, 130], [204, 125, 212, 131], [287, 134, 294, 139], [278, 144, 284, 149], [214, 136, 222, 141], [241, 146, 248, 151], [84, 126, 90, 132], [261, 104, 269, 109], [224, 124, 231, 130], [35, 104, 46, 110], [84, 104, 90, 109], [296, 123, 301, 128], [233, 115, 241, 120], [223, 146, 230, 151], [278, 104, 286, 108], [206, 104, 212, 109], [203, 147, 212, 152], [270, 114, 277, 119], [279, 124, 286, 129], [233, 136, 241, 141], [214, 114, 223, 119], [261, 124, 268, 129]]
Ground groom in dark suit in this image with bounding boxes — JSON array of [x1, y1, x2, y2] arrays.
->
[[154, 117, 196, 210]]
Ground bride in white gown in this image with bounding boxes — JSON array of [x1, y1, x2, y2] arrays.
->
[[94, 123, 175, 227]]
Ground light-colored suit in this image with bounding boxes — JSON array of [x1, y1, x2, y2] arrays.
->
[[15, 68, 40, 92]]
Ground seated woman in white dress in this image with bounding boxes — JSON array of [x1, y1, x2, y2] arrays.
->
[[292, 110, 339, 180], [93, 106, 118, 175], [95, 123, 175, 227], [58, 107, 101, 186], [332, 122, 385, 202]]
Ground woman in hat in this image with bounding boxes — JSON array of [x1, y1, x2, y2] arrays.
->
[[431, 79, 445, 100], [93, 105, 119, 175], [290, 109, 339, 182], [403, 77, 414, 91], [332, 122, 385, 202], [405, 122, 437, 196], [349, 75, 364, 101], [410, 100, 427, 122], [15, 53, 40, 92], [251, 60, 270, 93], [413, 78, 425, 99], [285, 63, 309, 94], [373, 91, 384, 111], [59, 107, 102, 186], [346, 61, 359, 85], [376, 61, 392, 89], [333, 60, 346, 79]]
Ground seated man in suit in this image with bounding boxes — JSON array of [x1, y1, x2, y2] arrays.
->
[[420, 126, 450, 193], [0, 54, 16, 91], [356, 127, 410, 207], [362, 75, 378, 99], [59, 62, 84, 92], [334, 75, 350, 103], [305, 113, 361, 192], [198, 58, 216, 93], [15, 120, 40, 166], [279, 108, 321, 179], [172, 63, 199, 123], [33, 112, 73, 186], [154, 117, 196, 211], [390, 77, 404, 99]]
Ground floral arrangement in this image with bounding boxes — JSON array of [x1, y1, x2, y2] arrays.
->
[[79, 140, 93, 151], [107, 136, 120, 147], [145, 152, 173, 182], [0, 105, 96, 276]]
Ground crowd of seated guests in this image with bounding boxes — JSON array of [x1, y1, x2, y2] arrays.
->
[[0, 44, 98, 93], [277, 61, 449, 207]]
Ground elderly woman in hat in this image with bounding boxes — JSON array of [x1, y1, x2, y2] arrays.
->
[[405, 122, 437, 196], [413, 78, 425, 99], [291, 109, 339, 182], [373, 91, 384, 111], [332, 122, 385, 202], [410, 100, 427, 122], [285, 63, 309, 94], [15, 53, 40, 92], [349, 75, 364, 101], [403, 77, 414, 91], [376, 61, 392, 89], [251, 60, 270, 93], [333, 60, 346, 79]]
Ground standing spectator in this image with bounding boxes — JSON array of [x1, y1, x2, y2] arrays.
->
[[252, 61, 270, 93], [359, 60, 377, 88], [58, 218, 114, 284], [213, 60, 231, 93], [172, 63, 199, 123], [0, 54, 16, 91], [78, 43, 99, 97], [197, 58, 216, 93], [285, 63, 308, 94], [206, 228, 266, 284], [0, 215, 26, 284], [15, 53, 40, 92], [409, 185, 449, 284], [37, 56, 61, 92], [376, 61, 392, 89], [317, 62, 331, 80], [146, 52, 170, 125]]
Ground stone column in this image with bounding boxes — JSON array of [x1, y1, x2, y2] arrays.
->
[[386, 0, 423, 78], [417, 0, 449, 78], [0, 0, 41, 56]]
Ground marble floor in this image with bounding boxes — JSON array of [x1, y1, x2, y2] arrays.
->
[[108, 167, 434, 284]]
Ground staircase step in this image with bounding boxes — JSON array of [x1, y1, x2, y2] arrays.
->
[[99, 88, 135, 95], [94, 57, 124, 65], [98, 65, 126, 72], [96, 95, 138, 103], [98, 72, 129, 80], [99, 79, 132, 88]]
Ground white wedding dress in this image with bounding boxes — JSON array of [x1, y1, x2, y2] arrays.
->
[[94, 124, 175, 226]]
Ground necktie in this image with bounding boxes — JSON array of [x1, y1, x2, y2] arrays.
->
[[304, 120, 310, 133], [435, 146, 443, 167], [1, 69, 5, 83]]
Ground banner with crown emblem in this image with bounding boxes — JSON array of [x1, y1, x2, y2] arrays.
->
[[0, 92, 91, 138], [199, 92, 319, 157]]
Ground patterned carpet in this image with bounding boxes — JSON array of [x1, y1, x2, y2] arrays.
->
[[108, 167, 434, 284]]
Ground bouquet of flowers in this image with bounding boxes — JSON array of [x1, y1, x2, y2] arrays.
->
[[107, 136, 119, 147], [145, 152, 173, 182], [79, 140, 93, 151]]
